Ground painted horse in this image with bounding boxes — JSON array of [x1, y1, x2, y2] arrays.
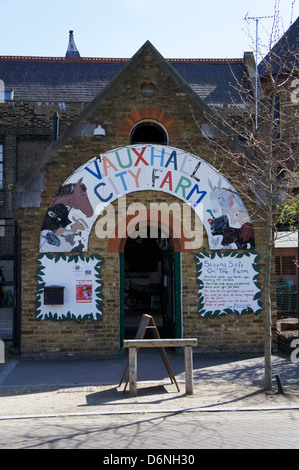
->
[[51, 177, 93, 218]]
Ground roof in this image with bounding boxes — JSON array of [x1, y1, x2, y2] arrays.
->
[[258, 16, 299, 77], [11, 40, 241, 198], [275, 231, 298, 248], [0, 54, 249, 105]]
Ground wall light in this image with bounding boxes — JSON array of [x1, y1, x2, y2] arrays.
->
[[94, 125, 106, 140]]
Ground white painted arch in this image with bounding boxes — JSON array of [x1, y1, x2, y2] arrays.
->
[[39, 144, 255, 253]]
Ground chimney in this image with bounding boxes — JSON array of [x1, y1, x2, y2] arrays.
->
[[65, 30, 80, 58]]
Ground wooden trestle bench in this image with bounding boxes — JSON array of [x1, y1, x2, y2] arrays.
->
[[123, 337, 198, 397]]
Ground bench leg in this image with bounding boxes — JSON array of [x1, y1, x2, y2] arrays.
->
[[184, 346, 193, 395], [129, 347, 137, 397]]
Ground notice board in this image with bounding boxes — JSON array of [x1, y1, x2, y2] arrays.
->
[[35, 253, 103, 322], [195, 251, 262, 317]]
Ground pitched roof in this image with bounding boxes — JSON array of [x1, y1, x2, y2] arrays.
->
[[258, 16, 299, 77], [0, 52, 249, 105], [12, 40, 231, 196]]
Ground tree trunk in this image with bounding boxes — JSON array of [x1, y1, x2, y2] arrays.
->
[[264, 229, 273, 391], [263, 124, 274, 391]]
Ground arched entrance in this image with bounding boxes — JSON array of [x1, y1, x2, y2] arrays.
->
[[123, 228, 176, 339], [37, 144, 255, 349]]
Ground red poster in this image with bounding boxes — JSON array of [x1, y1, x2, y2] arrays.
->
[[76, 280, 92, 303]]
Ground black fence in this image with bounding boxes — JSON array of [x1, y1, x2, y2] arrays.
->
[[276, 282, 298, 317], [0, 219, 21, 349]]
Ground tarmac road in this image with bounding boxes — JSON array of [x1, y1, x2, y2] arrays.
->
[[1, 352, 299, 450], [0, 410, 299, 449]]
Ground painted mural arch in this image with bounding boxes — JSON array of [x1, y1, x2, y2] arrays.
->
[[39, 144, 255, 253]]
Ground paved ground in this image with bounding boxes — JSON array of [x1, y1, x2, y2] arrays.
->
[[0, 351, 299, 419], [1, 410, 299, 449]]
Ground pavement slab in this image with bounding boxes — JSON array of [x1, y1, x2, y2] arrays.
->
[[0, 352, 299, 418]]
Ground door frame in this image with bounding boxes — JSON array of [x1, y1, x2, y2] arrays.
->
[[119, 250, 182, 350]]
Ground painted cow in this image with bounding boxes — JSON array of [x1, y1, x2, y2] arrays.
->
[[210, 215, 255, 249]]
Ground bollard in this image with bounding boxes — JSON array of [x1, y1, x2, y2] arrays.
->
[[275, 374, 284, 394], [0, 339, 4, 363]]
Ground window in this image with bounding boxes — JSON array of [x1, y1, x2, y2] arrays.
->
[[272, 93, 281, 140], [282, 256, 296, 275], [0, 219, 4, 237], [4, 90, 14, 100], [275, 256, 281, 275], [276, 254, 297, 276], [130, 121, 168, 145], [0, 80, 14, 102], [0, 144, 3, 191]]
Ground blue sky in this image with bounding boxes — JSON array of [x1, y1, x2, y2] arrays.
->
[[0, 0, 298, 59]]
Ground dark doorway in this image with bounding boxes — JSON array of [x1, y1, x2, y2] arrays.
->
[[130, 122, 168, 145], [124, 230, 175, 339]]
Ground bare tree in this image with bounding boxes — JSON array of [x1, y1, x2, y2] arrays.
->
[[191, 1, 298, 390]]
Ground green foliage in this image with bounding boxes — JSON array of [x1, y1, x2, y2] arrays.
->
[[278, 195, 299, 231]]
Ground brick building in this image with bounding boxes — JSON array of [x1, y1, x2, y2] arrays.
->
[[0, 32, 268, 357]]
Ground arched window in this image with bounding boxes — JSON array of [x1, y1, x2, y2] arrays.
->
[[130, 121, 168, 145]]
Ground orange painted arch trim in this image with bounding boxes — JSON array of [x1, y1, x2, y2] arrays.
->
[[118, 107, 179, 140]]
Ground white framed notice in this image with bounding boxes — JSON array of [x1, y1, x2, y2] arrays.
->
[[195, 251, 262, 317]]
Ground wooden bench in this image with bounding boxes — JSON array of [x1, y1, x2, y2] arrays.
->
[[123, 338, 198, 397]]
